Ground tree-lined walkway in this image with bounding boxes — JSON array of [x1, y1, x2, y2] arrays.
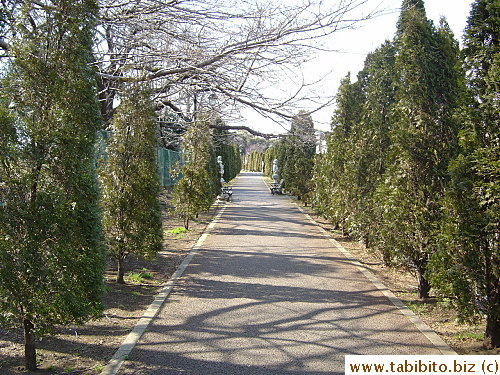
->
[[117, 172, 450, 375]]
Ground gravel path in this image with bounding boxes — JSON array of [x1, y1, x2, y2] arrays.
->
[[117, 172, 447, 375]]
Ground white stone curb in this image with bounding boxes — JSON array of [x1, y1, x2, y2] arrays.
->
[[100, 205, 228, 375], [293, 202, 456, 355]]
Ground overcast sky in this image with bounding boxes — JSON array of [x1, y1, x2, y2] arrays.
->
[[243, 0, 475, 135]]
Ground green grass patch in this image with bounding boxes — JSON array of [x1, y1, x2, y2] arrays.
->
[[167, 226, 188, 235], [127, 272, 144, 283], [127, 270, 153, 284], [454, 331, 484, 341], [139, 268, 153, 279], [166, 226, 189, 239], [127, 272, 146, 283]]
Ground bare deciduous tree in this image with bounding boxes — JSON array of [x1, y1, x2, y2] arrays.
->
[[1, 0, 385, 138], [93, 0, 382, 136]]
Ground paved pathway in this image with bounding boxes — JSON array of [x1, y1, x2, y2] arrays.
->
[[117, 172, 449, 375]]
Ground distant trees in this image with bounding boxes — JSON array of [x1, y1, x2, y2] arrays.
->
[[280, 111, 316, 203], [214, 127, 242, 182], [264, 146, 278, 177], [262, 110, 316, 204], [245, 151, 265, 172], [99, 87, 163, 284], [0, 0, 105, 370], [263, 111, 316, 201]]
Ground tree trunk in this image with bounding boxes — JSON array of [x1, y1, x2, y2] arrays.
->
[[484, 312, 500, 349], [362, 234, 370, 249], [23, 319, 37, 371], [416, 264, 431, 299], [381, 249, 392, 267], [414, 253, 431, 299], [116, 256, 125, 284], [483, 254, 499, 349]]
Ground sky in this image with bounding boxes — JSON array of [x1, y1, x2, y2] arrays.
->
[[243, 0, 475, 135]]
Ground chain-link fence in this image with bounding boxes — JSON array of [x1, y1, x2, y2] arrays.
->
[[96, 130, 184, 188], [157, 147, 184, 187]]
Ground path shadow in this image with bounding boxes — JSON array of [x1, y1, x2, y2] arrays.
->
[[117, 172, 442, 374]]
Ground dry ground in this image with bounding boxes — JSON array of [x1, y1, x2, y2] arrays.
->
[[1, 188, 497, 375]]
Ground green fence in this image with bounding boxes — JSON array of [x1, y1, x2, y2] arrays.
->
[[157, 147, 184, 187], [97, 130, 184, 188]]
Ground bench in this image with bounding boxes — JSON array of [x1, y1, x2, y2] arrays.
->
[[270, 179, 284, 195], [219, 186, 233, 201]]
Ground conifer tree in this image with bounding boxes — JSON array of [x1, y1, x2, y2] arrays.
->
[[429, 0, 499, 348], [0, 0, 104, 369], [214, 126, 242, 181], [281, 111, 316, 203], [173, 118, 218, 229], [377, 0, 462, 298], [312, 151, 335, 220], [245, 151, 265, 172], [350, 41, 396, 255], [314, 73, 364, 233], [99, 86, 163, 284], [264, 146, 279, 177]]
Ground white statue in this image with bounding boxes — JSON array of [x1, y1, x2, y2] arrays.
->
[[272, 159, 279, 183], [217, 155, 225, 183]]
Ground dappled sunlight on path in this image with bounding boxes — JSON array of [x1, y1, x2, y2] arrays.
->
[[118, 172, 447, 375]]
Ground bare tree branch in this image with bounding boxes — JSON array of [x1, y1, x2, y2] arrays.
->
[[1, 0, 388, 133], [210, 124, 279, 139]]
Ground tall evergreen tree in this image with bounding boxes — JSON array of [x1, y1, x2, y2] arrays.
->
[[0, 0, 104, 369], [264, 145, 279, 177], [281, 111, 316, 203], [99, 86, 163, 284], [429, 0, 499, 348], [173, 118, 218, 229], [350, 41, 396, 256], [213, 122, 241, 182], [313, 73, 365, 233], [377, 0, 462, 298], [245, 151, 265, 172]]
